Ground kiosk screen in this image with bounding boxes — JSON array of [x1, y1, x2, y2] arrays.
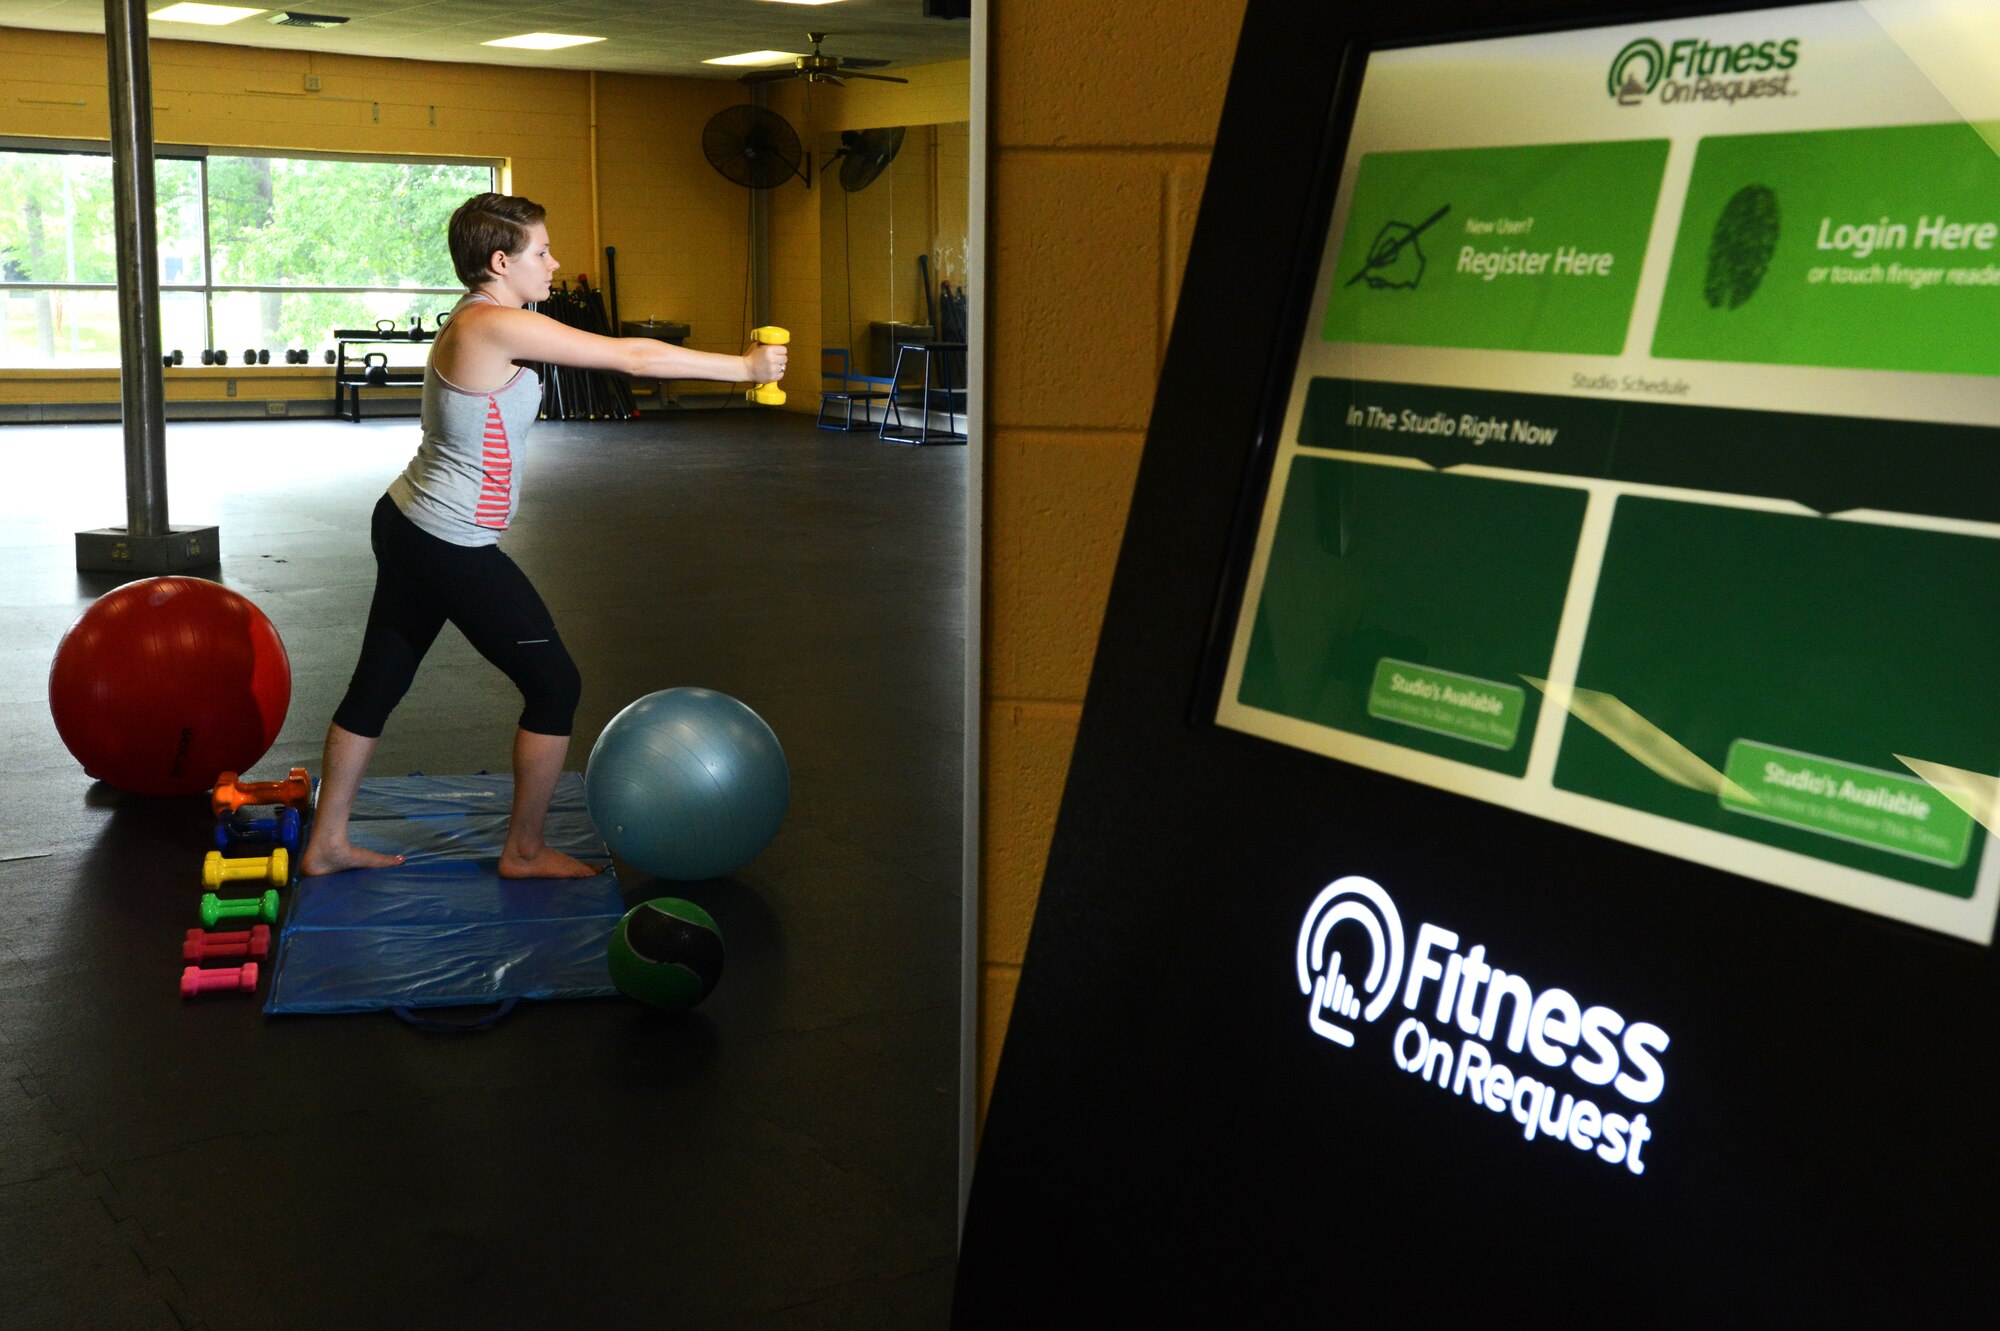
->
[[1210, 1, 2000, 941]]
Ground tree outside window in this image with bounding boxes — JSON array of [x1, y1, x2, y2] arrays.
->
[[0, 148, 492, 368]]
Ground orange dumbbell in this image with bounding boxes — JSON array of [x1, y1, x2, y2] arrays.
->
[[211, 768, 311, 817], [203, 848, 288, 890]]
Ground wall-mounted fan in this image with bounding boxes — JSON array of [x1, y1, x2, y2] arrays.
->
[[739, 32, 909, 87], [829, 127, 906, 192], [702, 104, 809, 189]]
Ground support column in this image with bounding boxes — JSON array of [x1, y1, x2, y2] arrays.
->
[[77, 0, 218, 574], [748, 84, 773, 328]]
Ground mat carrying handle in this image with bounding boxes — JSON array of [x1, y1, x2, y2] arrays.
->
[[391, 998, 519, 1033]]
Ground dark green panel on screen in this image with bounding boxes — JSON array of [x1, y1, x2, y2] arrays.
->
[[1239, 459, 1586, 775], [1555, 497, 2000, 896]]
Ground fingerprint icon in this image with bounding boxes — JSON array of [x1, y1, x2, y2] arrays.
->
[[1704, 184, 1780, 310]]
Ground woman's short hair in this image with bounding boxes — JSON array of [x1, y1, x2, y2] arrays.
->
[[448, 193, 546, 287]]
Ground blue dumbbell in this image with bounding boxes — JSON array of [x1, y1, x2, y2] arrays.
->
[[214, 806, 302, 855]]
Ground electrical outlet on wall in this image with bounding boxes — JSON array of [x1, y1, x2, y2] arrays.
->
[[226, 379, 236, 397], [305, 74, 321, 91], [266, 400, 288, 416]]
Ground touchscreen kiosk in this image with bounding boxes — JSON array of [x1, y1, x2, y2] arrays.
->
[[1211, 1, 2000, 943], [958, 1, 2000, 1321]]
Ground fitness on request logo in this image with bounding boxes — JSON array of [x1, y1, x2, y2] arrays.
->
[[1609, 38, 1667, 104], [1297, 876, 1406, 1045], [1297, 875, 1670, 1175], [1608, 34, 1799, 107]]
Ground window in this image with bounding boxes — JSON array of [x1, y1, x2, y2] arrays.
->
[[0, 145, 494, 368]]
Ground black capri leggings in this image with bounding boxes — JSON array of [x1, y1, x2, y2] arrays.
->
[[333, 494, 582, 739]]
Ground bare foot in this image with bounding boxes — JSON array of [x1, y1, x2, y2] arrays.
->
[[300, 840, 407, 876], [498, 845, 606, 880]]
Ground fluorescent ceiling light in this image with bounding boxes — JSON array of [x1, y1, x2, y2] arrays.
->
[[704, 50, 804, 67], [150, 3, 266, 22], [761, 1, 847, 6], [482, 32, 605, 51]]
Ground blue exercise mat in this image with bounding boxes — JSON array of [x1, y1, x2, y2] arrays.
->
[[264, 773, 625, 1017]]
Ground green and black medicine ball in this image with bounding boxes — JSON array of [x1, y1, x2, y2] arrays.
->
[[607, 897, 724, 1011]]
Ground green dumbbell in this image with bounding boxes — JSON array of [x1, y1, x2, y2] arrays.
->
[[203, 848, 287, 889], [200, 889, 280, 929]]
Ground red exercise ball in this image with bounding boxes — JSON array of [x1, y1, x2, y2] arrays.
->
[[48, 577, 291, 797]]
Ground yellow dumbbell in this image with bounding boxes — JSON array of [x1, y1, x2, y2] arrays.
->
[[747, 326, 788, 406], [202, 848, 288, 890]]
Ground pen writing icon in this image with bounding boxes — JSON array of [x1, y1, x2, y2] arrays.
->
[[1346, 203, 1452, 290]]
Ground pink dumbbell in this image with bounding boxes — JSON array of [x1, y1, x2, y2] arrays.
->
[[183, 926, 271, 963], [180, 962, 258, 998]]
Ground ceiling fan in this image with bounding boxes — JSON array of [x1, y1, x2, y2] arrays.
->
[[739, 32, 908, 87]]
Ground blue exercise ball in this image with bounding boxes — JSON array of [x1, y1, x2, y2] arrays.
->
[[584, 687, 789, 880]]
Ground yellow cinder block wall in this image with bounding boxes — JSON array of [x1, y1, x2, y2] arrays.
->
[[594, 72, 782, 364], [980, 0, 1251, 1121], [818, 61, 973, 141], [0, 26, 602, 407], [794, 64, 973, 393], [934, 122, 970, 291], [817, 126, 943, 376], [0, 32, 968, 416], [768, 67, 972, 409]]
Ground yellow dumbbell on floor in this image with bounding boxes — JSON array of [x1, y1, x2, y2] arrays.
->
[[203, 848, 288, 890], [748, 326, 788, 406]]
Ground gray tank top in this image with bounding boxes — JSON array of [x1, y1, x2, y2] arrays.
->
[[386, 294, 543, 547]]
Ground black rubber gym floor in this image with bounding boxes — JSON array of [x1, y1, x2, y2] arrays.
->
[[0, 408, 966, 1329]]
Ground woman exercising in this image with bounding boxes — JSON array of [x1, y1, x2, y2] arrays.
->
[[300, 192, 787, 879]]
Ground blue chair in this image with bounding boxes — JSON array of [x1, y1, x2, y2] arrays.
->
[[817, 348, 896, 431], [879, 340, 967, 445]]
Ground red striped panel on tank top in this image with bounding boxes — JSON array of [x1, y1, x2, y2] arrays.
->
[[474, 395, 512, 528]]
